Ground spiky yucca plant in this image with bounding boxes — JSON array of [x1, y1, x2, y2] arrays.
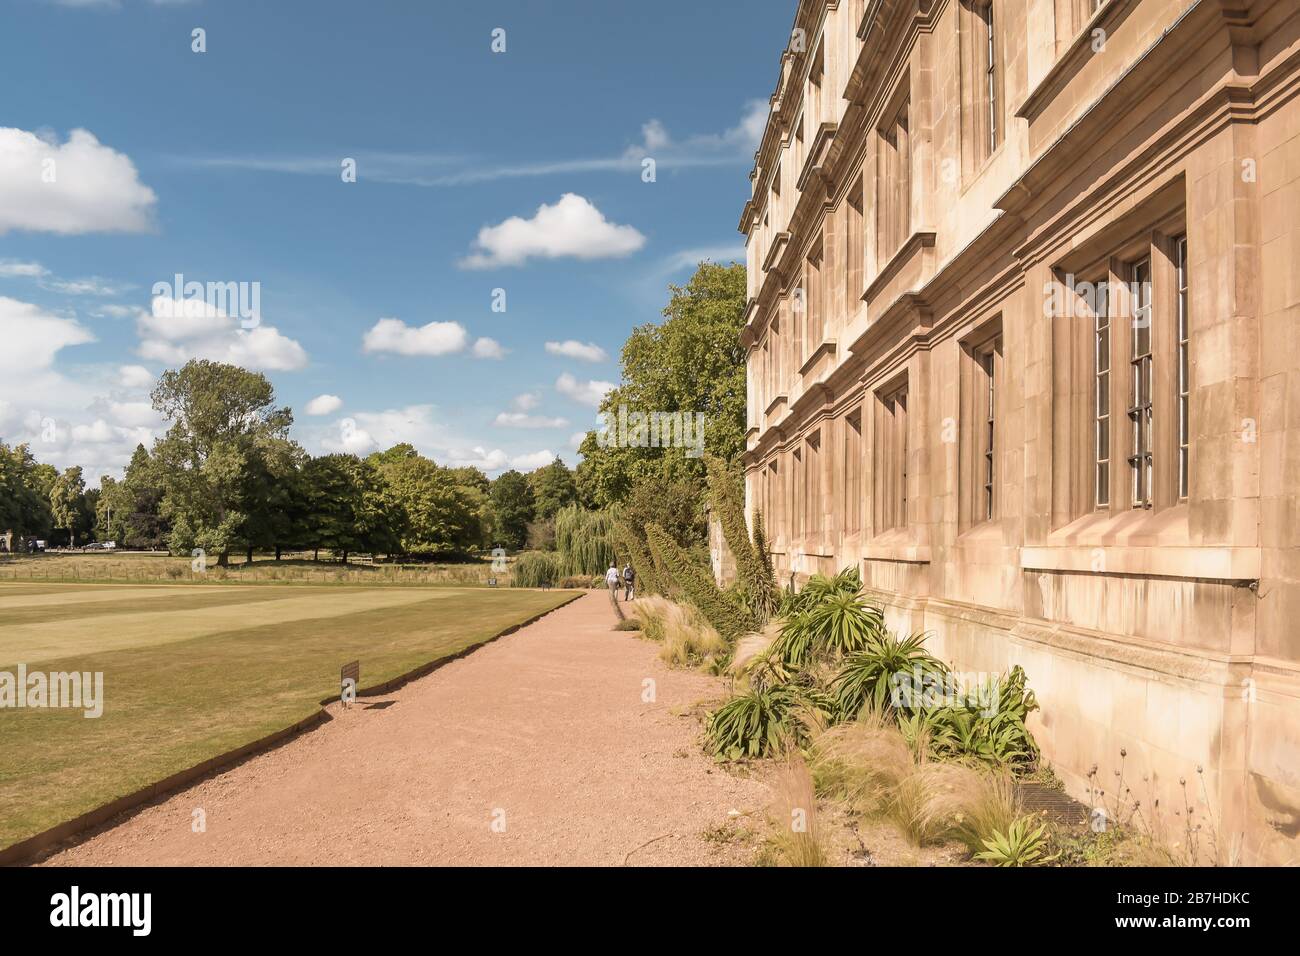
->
[[830, 631, 948, 720], [975, 815, 1057, 866], [706, 683, 831, 759]]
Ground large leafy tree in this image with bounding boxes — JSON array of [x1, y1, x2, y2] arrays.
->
[[0, 442, 54, 539], [370, 446, 487, 555], [94, 475, 132, 544], [576, 261, 747, 510], [49, 466, 86, 547], [529, 457, 576, 520], [120, 444, 168, 549], [151, 359, 293, 565], [297, 454, 400, 562], [489, 469, 535, 550]]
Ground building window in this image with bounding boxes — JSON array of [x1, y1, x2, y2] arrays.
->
[[875, 384, 908, 532], [805, 242, 824, 359], [794, 111, 805, 173], [961, 329, 1001, 528], [1056, 210, 1188, 522], [962, 2, 1001, 171], [983, 4, 998, 156], [1093, 279, 1111, 508], [977, 341, 999, 521], [844, 408, 863, 533], [1128, 258, 1153, 508], [1075, 0, 1106, 32], [791, 445, 803, 540], [1175, 235, 1189, 500], [805, 431, 822, 538], [877, 97, 911, 262], [764, 458, 779, 532], [809, 43, 825, 123], [846, 180, 864, 306]]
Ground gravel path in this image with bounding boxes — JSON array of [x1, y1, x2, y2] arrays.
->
[[40, 591, 770, 866]]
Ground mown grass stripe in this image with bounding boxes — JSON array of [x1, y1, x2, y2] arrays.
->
[[0, 586, 573, 851]]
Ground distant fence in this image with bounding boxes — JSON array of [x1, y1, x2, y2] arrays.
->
[[0, 557, 495, 588]]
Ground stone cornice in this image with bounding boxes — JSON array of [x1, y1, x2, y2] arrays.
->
[[796, 122, 839, 193]]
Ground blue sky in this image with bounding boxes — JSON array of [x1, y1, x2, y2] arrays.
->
[[0, 0, 790, 483]]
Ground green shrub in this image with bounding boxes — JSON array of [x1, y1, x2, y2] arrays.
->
[[510, 551, 562, 588], [780, 566, 863, 617], [773, 590, 886, 667], [611, 518, 664, 597], [554, 505, 616, 576], [750, 509, 778, 603], [558, 575, 593, 589], [830, 631, 948, 720], [975, 815, 1057, 866], [703, 453, 777, 621], [644, 523, 757, 641], [706, 683, 831, 759], [920, 666, 1041, 770]]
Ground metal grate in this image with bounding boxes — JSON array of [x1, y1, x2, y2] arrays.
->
[[1016, 783, 1089, 826]]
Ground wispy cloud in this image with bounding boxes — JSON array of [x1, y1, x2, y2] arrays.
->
[[163, 101, 767, 188], [657, 244, 747, 276], [0, 257, 135, 298]]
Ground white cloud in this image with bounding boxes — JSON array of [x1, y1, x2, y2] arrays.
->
[[447, 446, 510, 471], [0, 128, 156, 235], [94, 304, 137, 319], [169, 102, 768, 189], [0, 256, 135, 299], [320, 419, 377, 455], [545, 340, 608, 363], [511, 450, 556, 471], [307, 404, 560, 477], [512, 392, 539, 412], [71, 418, 116, 443], [0, 259, 48, 278], [304, 394, 343, 416], [556, 372, 614, 408], [659, 243, 747, 275], [459, 193, 645, 269], [493, 412, 568, 429], [43, 275, 131, 297], [569, 431, 588, 450], [472, 336, 505, 359], [137, 295, 308, 371], [106, 401, 159, 428], [632, 100, 768, 160], [0, 302, 161, 482], [118, 364, 154, 388], [362, 317, 468, 357], [0, 296, 95, 370]]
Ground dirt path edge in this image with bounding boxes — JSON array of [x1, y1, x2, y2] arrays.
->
[[1, 590, 583, 867]]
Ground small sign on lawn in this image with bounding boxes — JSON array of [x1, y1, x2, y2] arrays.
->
[[341, 660, 360, 708]]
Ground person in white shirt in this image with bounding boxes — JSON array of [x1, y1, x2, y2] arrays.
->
[[605, 563, 621, 595]]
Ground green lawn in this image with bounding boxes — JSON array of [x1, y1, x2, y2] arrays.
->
[[0, 582, 574, 851]]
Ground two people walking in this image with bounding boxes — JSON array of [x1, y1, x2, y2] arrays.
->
[[605, 561, 635, 601]]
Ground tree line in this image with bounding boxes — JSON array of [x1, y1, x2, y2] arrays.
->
[[2, 261, 750, 566], [1, 360, 583, 564]]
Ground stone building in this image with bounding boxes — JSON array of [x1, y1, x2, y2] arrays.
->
[[739, 0, 1300, 861]]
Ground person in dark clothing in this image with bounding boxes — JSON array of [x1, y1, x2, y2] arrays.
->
[[622, 563, 635, 601]]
